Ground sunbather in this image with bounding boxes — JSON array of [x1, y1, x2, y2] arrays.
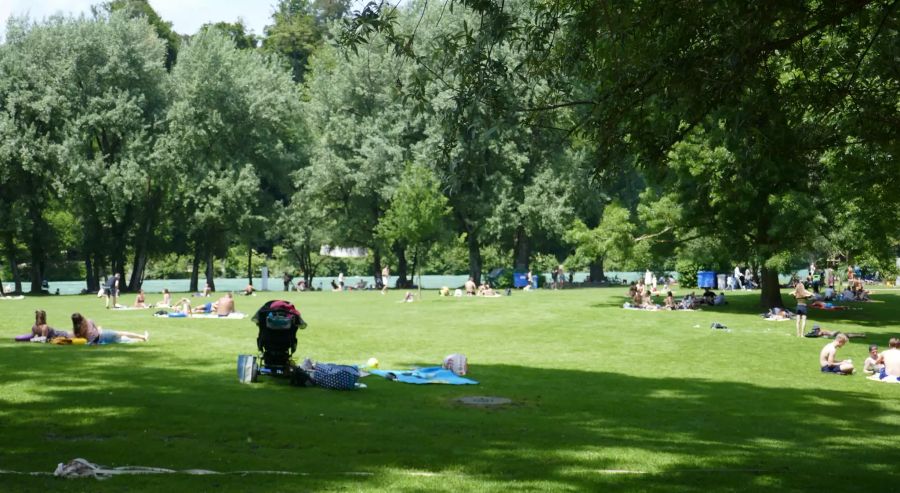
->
[[30, 310, 70, 339], [134, 289, 148, 308], [71, 313, 148, 344], [864, 344, 883, 375], [874, 338, 900, 381], [804, 324, 865, 339], [664, 291, 676, 310], [819, 333, 853, 375], [763, 307, 794, 320]]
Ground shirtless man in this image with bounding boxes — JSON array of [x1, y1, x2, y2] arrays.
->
[[464, 277, 477, 296], [819, 333, 854, 375], [875, 338, 900, 381], [215, 292, 235, 316]]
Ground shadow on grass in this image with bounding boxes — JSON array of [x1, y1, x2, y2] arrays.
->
[[2, 343, 899, 492]]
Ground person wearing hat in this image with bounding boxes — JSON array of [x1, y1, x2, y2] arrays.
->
[[791, 282, 814, 338]]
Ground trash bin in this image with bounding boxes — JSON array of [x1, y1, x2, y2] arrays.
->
[[697, 271, 716, 288], [716, 274, 727, 290], [513, 272, 528, 288]]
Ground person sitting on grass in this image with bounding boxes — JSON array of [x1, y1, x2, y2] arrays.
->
[[172, 298, 192, 315], [702, 288, 716, 305], [133, 289, 148, 308], [819, 333, 853, 375], [874, 338, 900, 381], [864, 344, 883, 375], [242, 284, 255, 296], [664, 291, 676, 310], [71, 312, 148, 344], [403, 291, 415, 302], [158, 288, 172, 308], [31, 310, 70, 339], [201, 283, 212, 297], [713, 292, 727, 306], [465, 277, 477, 296], [215, 292, 235, 316]]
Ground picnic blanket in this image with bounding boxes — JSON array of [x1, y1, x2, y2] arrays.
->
[[867, 373, 900, 384], [0, 295, 25, 300], [112, 306, 150, 311], [368, 367, 478, 385], [154, 312, 245, 319]]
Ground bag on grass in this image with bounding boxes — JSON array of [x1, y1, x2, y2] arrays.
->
[[443, 353, 468, 376], [311, 363, 360, 390]]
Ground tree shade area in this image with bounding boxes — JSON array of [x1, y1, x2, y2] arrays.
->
[[0, 0, 897, 308]]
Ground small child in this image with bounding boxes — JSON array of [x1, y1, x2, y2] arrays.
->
[[864, 344, 883, 375]]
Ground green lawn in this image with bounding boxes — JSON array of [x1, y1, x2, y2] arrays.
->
[[2, 286, 899, 492]]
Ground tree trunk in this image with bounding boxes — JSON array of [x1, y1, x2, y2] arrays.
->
[[85, 256, 96, 292], [760, 266, 784, 309], [91, 254, 102, 292], [189, 245, 201, 292], [205, 250, 216, 292], [3, 234, 22, 294], [589, 257, 605, 283], [27, 203, 45, 294], [371, 247, 382, 289], [513, 226, 530, 272], [247, 247, 253, 287], [393, 243, 410, 288], [128, 250, 149, 291], [467, 231, 482, 285]]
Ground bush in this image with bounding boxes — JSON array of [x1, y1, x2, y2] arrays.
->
[[676, 259, 700, 288]]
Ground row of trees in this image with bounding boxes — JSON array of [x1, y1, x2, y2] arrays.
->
[[1, 0, 897, 307]]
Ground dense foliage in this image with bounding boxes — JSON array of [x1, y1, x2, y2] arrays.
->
[[0, 0, 897, 307]]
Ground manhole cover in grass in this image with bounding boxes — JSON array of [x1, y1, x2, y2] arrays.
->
[[456, 396, 512, 407]]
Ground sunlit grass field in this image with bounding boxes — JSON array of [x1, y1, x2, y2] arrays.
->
[[2, 286, 899, 491]]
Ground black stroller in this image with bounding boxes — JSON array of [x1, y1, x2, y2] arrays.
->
[[252, 300, 307, 377]]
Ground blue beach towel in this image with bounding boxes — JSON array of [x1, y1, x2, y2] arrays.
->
[[369, 367, 478, 385]]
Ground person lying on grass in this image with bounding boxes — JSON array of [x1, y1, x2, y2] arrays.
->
[[191, 292, 235, 316], [763, 307, 794, 320], [819, 333, 854, 375], [864, 344, 883, 375], [31, 310, 70, 339], [71, 313, 149, 344], [804, 324, 865, 339]]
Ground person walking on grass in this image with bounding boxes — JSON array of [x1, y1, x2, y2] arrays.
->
[[381, 265, 390, 295], [819, 333, 853, 375], [104, 273, 119, 309], [792, 282, 814, 338]]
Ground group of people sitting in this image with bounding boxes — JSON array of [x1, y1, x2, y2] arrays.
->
[[463, 277, 502, 297], [820, 334, 900, 380], [625, 282, 726, 310], [25, 309, 149, 344]]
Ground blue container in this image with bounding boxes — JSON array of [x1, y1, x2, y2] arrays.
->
[[513, 273, 528, 288], [697, 271, 716, 288]]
